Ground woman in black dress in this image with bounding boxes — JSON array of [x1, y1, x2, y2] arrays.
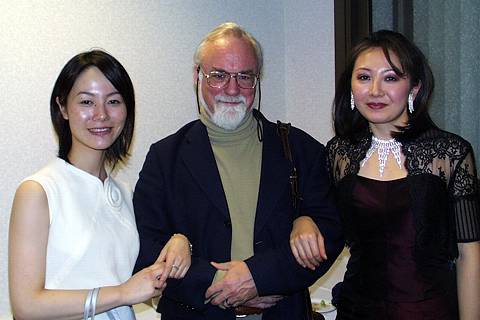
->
[[290, 30, 480, 319]]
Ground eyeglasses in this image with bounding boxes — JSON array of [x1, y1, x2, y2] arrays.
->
[[201, 69, 258, 89]]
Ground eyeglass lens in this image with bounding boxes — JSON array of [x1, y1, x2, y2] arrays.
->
[[206, 71, 257, 89]]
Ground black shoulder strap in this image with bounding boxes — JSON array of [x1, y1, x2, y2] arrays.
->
[[277, 121, 303, 210], [277, 121, 318, 320]]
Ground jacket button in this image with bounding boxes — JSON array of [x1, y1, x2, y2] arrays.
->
[[224, 220, 232, 227]]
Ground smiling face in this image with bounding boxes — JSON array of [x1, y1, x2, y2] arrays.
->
[[351, 47, 420, 137], [198, 36, 258, 130], [57, 66, 127, 161]]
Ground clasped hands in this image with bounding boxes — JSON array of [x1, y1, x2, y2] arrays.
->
[[204, 260, 283, 310], [204, 216, 325, 311], [121, 233, 191, 305]]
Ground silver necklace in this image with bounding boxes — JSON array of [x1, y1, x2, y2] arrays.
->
[[361, 136, 403, 176]]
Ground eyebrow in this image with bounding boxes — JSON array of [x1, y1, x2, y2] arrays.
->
[[211, 67, 256, 74], [76, 91, 121, 97], [354, 67, 396, 73], [76, 91, 94, 96]]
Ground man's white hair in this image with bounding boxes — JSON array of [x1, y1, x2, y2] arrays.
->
[[193, 22, 263, 74]]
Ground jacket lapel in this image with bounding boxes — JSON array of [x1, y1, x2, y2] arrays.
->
[[254, 118, 292, 236], [180, 121, 230, 218]]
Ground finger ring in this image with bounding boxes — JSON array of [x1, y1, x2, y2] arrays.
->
[[225, 299, 232, 307], [172, 265, 179, 269]]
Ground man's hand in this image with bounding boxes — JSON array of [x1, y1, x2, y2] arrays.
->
[[243, 295, 283, 309], [205, 261, 258, 307], [290, 215, 327, 270]]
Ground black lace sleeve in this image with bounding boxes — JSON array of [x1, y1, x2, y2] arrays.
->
[[451, 147, 480, 242], [404, 130, 480, 242], [326, 137, 341, 184]]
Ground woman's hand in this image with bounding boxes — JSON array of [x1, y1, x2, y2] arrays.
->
[[290, 216, 326, 270], [156, 233, 192, 281], [119, 262, 166, 305]]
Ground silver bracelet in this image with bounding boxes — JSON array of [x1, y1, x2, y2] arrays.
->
[[83, 289, 94, 320], [83, 287, 100, 320], [90, 287, 100, 319]]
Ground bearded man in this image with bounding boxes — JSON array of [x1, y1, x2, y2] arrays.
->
[[133, 22, 343, 320]]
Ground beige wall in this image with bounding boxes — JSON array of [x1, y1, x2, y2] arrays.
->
[[0, 1, 337, 317]]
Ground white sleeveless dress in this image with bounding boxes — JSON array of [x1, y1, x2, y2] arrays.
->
[[24, 158, 139, 319]]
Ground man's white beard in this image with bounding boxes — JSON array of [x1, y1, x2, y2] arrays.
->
[[201, 93, 249, 130], [211, 95, 248, 130]]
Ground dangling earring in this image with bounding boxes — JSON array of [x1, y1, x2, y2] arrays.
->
[[408, 93, 414, 113], [351, 92, 355, 110]]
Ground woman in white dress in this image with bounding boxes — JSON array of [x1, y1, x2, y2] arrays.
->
[[9, 50, 191, 319]]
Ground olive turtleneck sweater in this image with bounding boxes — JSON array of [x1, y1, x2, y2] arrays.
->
[[199, 107, 262, 261]]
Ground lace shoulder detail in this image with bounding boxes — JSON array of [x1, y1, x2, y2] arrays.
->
[[404, 129, 476, 197], [327, 136, 370, 185]]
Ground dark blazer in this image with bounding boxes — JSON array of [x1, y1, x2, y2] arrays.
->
[[134, 111, 344, 320]]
